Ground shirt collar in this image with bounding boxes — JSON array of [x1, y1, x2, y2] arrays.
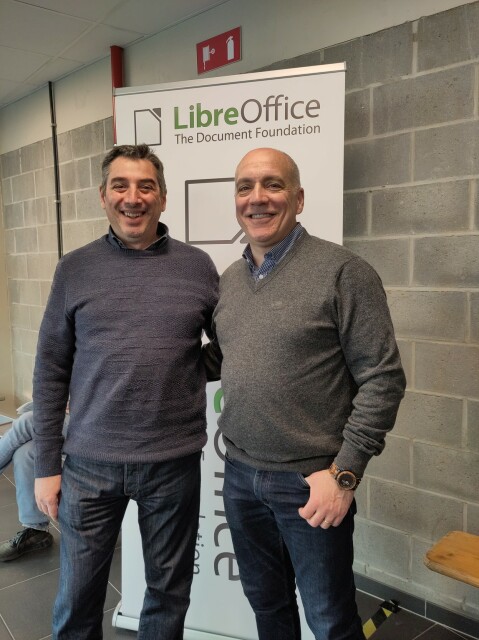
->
[[242, 223, 304, 273], [107, 222, 169, 251]]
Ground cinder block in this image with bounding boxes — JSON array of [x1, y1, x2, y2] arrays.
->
[[386, 290, 466, 341], [24, 197, 49, 227], [467, 502, 479, 533], [56, 192, 76, 222], [413, 441, 479, 501], [104, 117, 114, 151], [62, 221, 94, 254], [415, 121, 479, 181], [29, 305, 46, 332], [323, 40, 361, 91], [372, 181, 470, 235], [369, 480, 462, 540], [11, 303, 30, 330], [4, 202, 24, 229], [90, 154, 103, 188], [343, 191, 368, 238], [475, 181, 479, 231], [12, 172, 35, 202], [8, 279, 41, 306], [345, 134, 411, 190], [14, 353, 34, 391], [354, 518, 410, 579], [374, 67, 473, 135], [2, 177, 13, 205], [71, 121, 105, 159], [15, 227, 38, 254], [417, 3, 479, 71], [345, 89, 370, 141], [397, 340, 412, 386], [471, 293, 479, 343], [59, 159, 92, 192], [40, 281, 52, 306], [34, 167, 55, 197], [5, 229, 15, 254], [75, 187, 102, 220], [56, 131, 73, 164], [394, 391, 463, 447], [413, 236, 479, 288], [19, 329, 38, 356], [91, 219, 109, 240], [1, 149, 20, 178], [344, 238, 410, 285], [277, 49, 322, 71], [6, 254, 27, 279], [366, 434, 410, 484], [37, 224, 58, 253], [360, 23, 413, 88], [416, 342, 479, 398], [467, 400, 479, 453], [354, 480, 367, 517], [27, 254, 56, 281], [21, 141, 45, 173]]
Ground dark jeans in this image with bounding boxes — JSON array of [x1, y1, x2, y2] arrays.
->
[[53, 452, 201, 640], [223, 456, 364, 640]]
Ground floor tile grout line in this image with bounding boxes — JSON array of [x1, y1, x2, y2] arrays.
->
[[411, 623, 436, 640], [0, 567, 59, 592], [0, 612, 15, 640]]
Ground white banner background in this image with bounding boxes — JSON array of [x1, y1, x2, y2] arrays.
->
[[113, 64, 345, 640]]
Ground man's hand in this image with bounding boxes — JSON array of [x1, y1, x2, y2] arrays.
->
[[35, 475, 62, 521], [298, 469, 354, 529]]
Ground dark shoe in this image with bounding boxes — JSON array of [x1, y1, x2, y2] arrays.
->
[[0, 528, 53, 562]]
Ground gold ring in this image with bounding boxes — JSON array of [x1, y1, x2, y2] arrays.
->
[[323, 519, 333, 525]]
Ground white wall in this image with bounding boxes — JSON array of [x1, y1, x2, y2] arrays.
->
[[0, 0, 476, 154]]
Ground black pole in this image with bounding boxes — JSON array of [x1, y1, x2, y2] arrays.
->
[[48, 81, 63, 259]]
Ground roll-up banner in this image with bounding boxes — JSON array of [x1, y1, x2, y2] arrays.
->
[[113, 63, 345, 640]]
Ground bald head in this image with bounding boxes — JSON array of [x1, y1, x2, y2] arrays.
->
[[235, 148, 301, 190], [234, 147, 304, 264]]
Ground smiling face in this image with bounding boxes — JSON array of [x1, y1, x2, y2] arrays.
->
[[99, 157, 166, 250], [235, 148, 304, 264]]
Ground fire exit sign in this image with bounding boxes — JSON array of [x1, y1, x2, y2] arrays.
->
[[196, 27, 241, 74]]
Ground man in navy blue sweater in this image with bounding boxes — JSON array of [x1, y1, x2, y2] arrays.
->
[[33, 144, 219, 640]]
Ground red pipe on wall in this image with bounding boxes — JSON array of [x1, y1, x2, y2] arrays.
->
[[110, 45, 124, 144]]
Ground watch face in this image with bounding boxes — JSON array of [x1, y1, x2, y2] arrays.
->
[[337, 470, 356, 489]]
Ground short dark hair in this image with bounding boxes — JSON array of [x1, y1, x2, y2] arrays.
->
[[100, 144, 166, 195]]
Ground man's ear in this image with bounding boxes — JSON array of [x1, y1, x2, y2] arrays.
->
[[99, 185, 106, 209], [296, 188, 305, 215]]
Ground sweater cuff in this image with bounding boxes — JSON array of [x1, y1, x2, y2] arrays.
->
[[334, 441, 372, 478]]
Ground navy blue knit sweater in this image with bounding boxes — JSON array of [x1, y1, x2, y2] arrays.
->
[[33, 233, 219, 478]]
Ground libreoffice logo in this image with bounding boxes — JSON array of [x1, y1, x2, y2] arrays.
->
[[134, 109, 162, 146]]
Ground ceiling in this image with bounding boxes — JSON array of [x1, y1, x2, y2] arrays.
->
[[0, 0, 228, 109]]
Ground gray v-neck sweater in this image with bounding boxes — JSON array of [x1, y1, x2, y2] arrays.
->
[[213, 230, 406, 476]]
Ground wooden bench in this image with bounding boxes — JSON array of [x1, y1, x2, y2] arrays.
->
[[424, 530, 479, 588]]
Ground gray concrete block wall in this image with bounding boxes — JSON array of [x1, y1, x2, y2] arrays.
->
[[0, 117, 113, 402], [322, 1, 479, 619]]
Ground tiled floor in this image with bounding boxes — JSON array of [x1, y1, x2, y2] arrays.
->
[[0, 431, 474, 640]]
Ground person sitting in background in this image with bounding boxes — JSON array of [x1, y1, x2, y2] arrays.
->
[[0, 403, 68, 562]]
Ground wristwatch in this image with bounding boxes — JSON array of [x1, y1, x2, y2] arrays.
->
[[329, 462, 361, 490]]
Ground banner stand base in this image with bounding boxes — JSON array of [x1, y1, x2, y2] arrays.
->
[[112, 601, 242, 640]]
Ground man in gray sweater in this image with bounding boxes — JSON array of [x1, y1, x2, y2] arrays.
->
[[210, 148, 406, 640], [33, 144, 219, 640]]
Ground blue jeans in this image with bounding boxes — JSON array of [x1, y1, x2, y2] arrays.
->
[[0, 411, 69, 529], [53, 452, 201, 640], [223, 456, 364, 640], [0, 411, 36, 474]]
